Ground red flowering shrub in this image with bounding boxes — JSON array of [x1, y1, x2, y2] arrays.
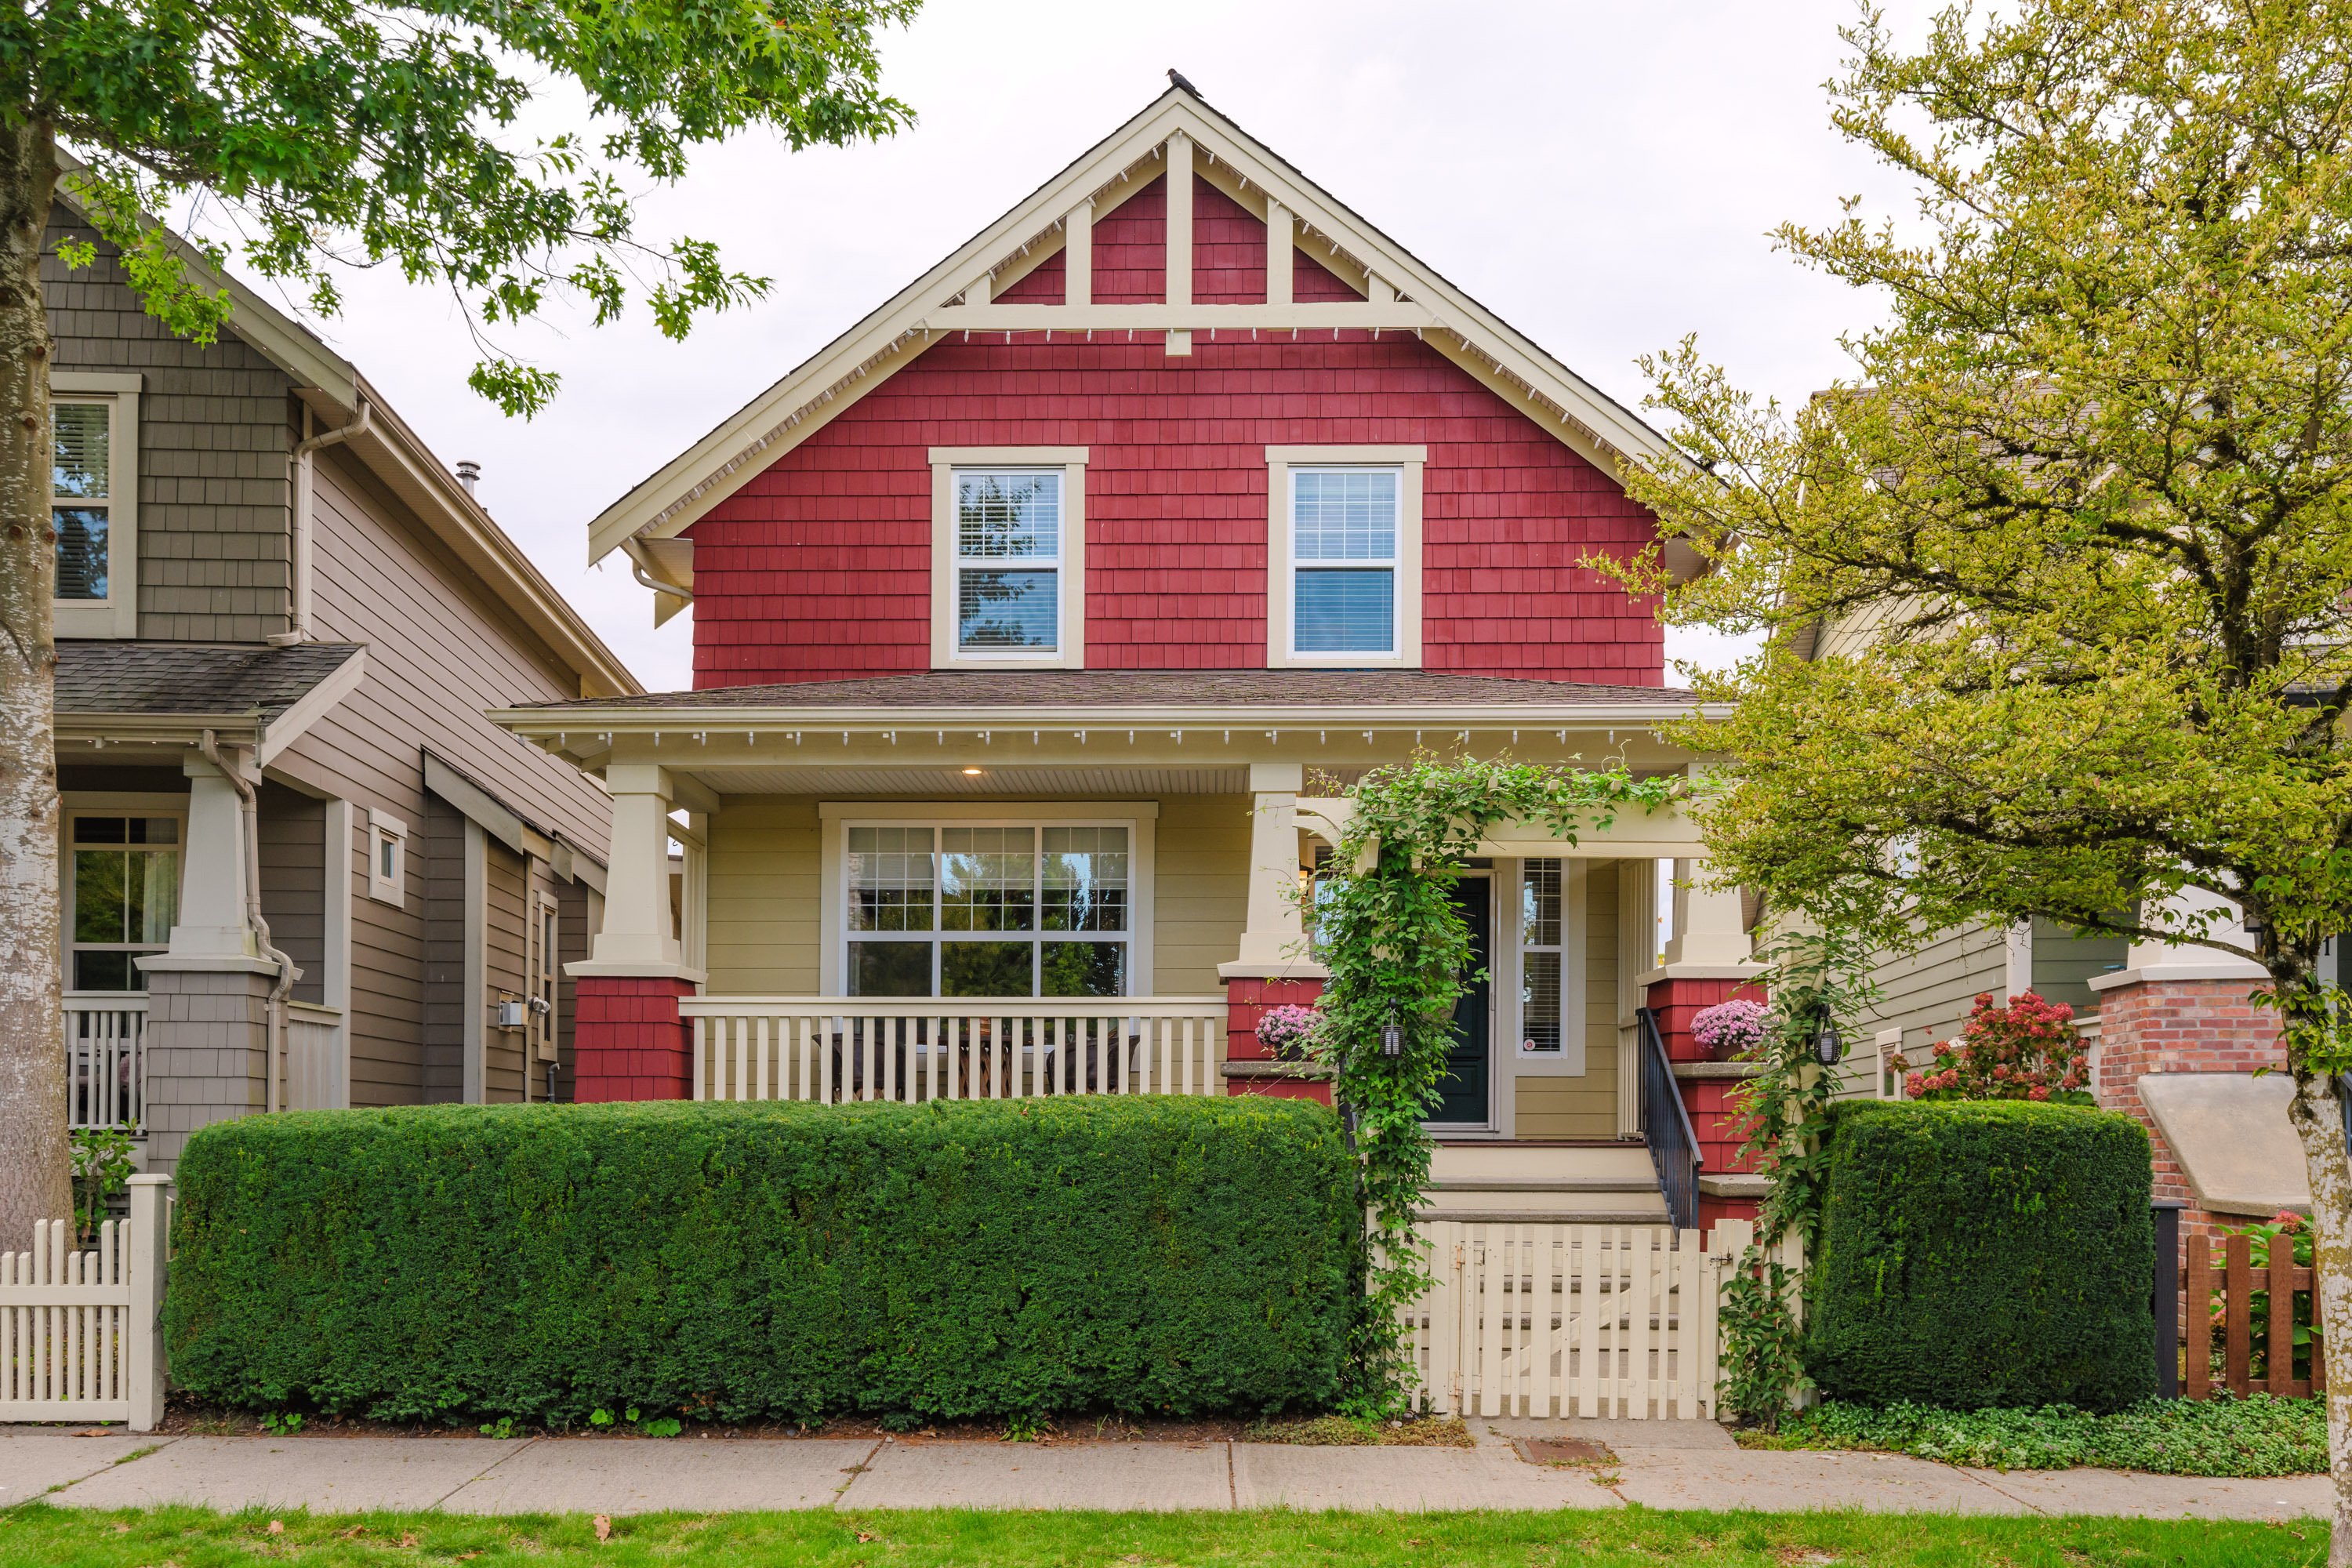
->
[[1896, 991, 2093, 1105]]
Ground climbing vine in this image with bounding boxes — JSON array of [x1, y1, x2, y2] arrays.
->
[[1305, 755, 1679, 1410], [1715, 927, 1876, 1427]]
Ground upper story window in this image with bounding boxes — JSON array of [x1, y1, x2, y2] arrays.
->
[[929, 447, 1087, 670], [1265, 445, 1425, 669], [50, 374, 141, 639], [67, 811, 183, 992]]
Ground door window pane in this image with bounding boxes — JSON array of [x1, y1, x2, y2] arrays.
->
[[1522, 861, 1562, 948], [942, 827, 1035, 931], [1519, 860, 1565, 1055], [1521, 951, 1563, 1055], [942, 940, 1033, 997], [850, 941, 933, 997], [1043, 940, 1125, 998]]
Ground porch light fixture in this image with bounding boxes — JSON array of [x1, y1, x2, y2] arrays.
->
[[1381, 1009, 1404, 1060], [1813, 1014, 1843, 1068]]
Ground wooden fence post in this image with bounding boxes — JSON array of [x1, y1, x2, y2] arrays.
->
[[125, 1175, 170, 1433]]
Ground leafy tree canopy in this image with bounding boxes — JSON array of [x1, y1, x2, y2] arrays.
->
[[1616, 0, 2352, 1050], [3, 0, 920, 411]]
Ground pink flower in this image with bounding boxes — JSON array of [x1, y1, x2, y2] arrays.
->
[[2027, 1086, 2051, 1102]]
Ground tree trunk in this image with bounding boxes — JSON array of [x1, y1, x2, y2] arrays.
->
[[2288, 1071, 2352, 1563], [0, 117, 69, 1251]]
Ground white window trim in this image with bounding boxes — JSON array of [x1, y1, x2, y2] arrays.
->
[[51, 372, 142, 640], [930, 446, 1089, 670], [1265, 444, 1425, 670], [818, 800, 1156, 996], [60, 793, 189, 995], [366, 808, 408, 906]]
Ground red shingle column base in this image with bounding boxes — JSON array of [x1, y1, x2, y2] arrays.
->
[[574, 975, 699, 1102], [1646, 975, 1769, 1223], [1225, 976, 1331, 1105], [2092, 977, 2288, 1239]]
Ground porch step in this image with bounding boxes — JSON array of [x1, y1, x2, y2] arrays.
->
[[1421, 1140, 1668, 1224], [1414, 1207, 1672, 1225]]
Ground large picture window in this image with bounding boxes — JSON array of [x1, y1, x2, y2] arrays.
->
[[67, 812, 182, 991], [845, 822, 1131, 998]]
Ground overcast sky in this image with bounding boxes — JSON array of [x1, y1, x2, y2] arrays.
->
[[267, 0, 1916, 693]]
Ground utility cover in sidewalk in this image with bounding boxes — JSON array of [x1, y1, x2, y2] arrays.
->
[[1515, 1438, 1616, 1466]]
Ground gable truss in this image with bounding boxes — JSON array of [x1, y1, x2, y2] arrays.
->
[[589, 89, 1686, 568]]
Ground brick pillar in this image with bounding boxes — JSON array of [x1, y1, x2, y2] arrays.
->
[[2092, 978, 2288, 1238], [1222, 975, 1331, 1105], [137, 960, 274, 1171], [574, 975, 698, 1102], [1645, 975, 1769, 1229]]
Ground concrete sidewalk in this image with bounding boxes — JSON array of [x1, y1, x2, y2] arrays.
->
[[4, 1422, 2331, 1521]]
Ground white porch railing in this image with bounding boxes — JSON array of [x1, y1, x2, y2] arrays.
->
[[681, 997, 1229, 1103], [64, 993, 147, 1133]]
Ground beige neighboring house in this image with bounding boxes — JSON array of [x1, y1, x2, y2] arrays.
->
[[1798, 620, 2347, 1232], [45, 181, 641, 1169]]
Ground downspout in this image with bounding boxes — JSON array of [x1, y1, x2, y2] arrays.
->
[[630, 555, 693, 608], [199, 730, 298, 1112], [268, 400, 372, 648]]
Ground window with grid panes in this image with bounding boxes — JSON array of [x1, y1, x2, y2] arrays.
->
[[954, 471, 1062, 652], [846, 823, 1129, 997], [67, 814, 181, 991], [1290, 467, 1399, 655]]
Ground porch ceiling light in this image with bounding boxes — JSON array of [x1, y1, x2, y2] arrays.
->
[[962, 767, 985, 776]]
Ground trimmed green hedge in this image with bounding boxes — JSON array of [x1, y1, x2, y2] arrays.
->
[[1808, 1099, 2155, 1412], [163, 1096, 1357, 1425]]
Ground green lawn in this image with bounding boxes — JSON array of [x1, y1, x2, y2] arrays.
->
[[0, 1506, 2321, 1566]]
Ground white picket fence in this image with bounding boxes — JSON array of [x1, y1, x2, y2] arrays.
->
[[1406, 1218, 1798, 1421], [0, 1176, 169, 1429], [681, 997, 1229, 1103]]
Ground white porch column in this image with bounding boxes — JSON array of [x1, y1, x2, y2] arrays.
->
[[1660, 858, 1755, 970], [2091, 884, 2267, 992], [1221, 762, 1319, 978], [573, 764, 690, 975], [167, 750, 259, 958]]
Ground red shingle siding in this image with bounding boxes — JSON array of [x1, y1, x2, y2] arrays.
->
[[996, 249, 1064, 304], [686, 169, 1664, 687], [574, 975, 696, 1102]]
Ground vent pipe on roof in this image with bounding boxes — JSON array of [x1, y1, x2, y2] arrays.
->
[[456, 459, 481, 495]]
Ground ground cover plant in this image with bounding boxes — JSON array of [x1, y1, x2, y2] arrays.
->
[[164, 1097, 1355, 1427], [0, 1505, 2321, 1567], [1744, 1394, 2327, 1476]]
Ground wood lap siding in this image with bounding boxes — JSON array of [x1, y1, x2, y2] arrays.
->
[[272, 451, 613, 1105], [555, 879, 595, 1102], [1864, 922, 2010, 1060], [42, 218, 294, 642], [420, 797, 467, 1103], [688, 178, 1662, 687], [705, 797, 822, 996], [1152, 796, 1249, 996], [484, 840, 529, 1102], [255, 784, 326, 1007]]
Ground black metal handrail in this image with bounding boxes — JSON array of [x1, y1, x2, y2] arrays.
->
[[1635, 1006, 1703, 1232]]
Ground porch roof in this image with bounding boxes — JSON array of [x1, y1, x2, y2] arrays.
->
[[503, 669, 1708, 718], [55, 641, 368, 764]]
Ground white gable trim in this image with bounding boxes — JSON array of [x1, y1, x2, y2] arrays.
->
[[586, 89, 1686, 566]]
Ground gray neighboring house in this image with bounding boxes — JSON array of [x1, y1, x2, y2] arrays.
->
[[45, 183, 642, 1169]]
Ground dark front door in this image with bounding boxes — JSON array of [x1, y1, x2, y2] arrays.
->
[[1426, 879, 1492, 1127]]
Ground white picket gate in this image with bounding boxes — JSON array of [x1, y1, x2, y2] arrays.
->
[[1406, 1218, 1796, 1421], [0, 1175, 169, 1429]]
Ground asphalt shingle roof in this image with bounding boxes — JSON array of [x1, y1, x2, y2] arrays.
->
[[56, 641, 363, 717]]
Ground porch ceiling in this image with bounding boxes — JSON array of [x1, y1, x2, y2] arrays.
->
[[708, 764, 1252, 795]]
